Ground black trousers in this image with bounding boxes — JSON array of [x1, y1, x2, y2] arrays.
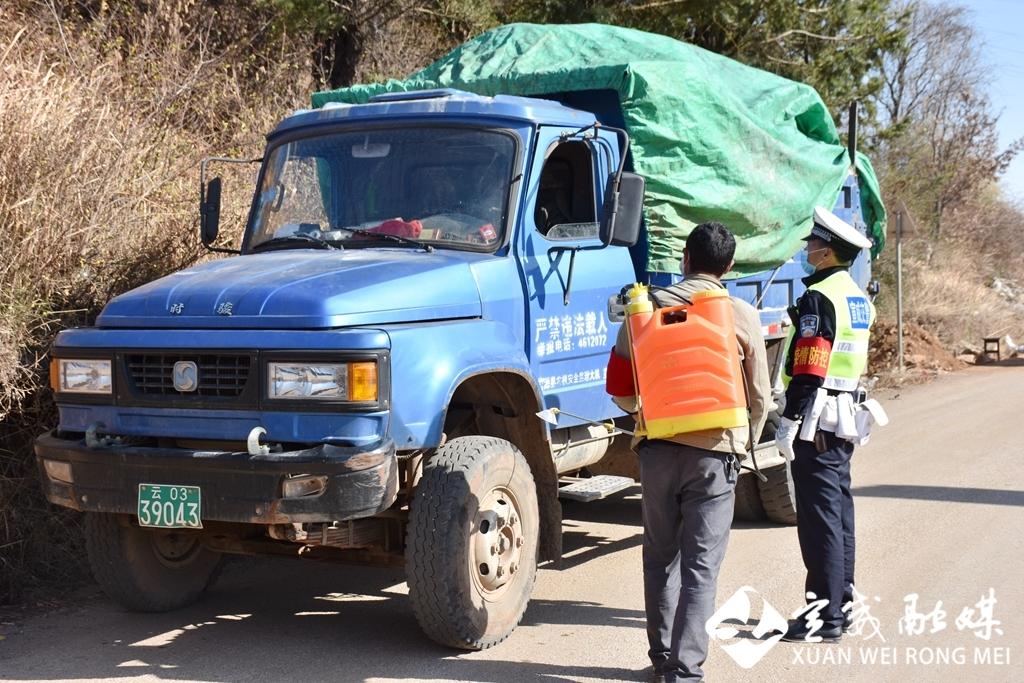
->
[[790, 431, 855, 629]]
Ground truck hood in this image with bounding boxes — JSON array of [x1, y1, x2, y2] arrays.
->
[[97, 249, 483, 329]]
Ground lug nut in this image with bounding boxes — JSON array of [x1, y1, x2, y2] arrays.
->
[[496, 566, 504, 578], [491, 544, 499, 555], [510, 562, 518, 574], [509, 514, 518, 526], [516, 537, 524, 548]]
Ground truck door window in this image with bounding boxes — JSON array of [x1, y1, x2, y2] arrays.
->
[[535, 141, 598, 240]]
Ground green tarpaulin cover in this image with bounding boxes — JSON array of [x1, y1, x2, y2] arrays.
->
[[313, 23, 886, 275]]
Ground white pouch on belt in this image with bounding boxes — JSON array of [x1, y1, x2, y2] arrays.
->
[[818, 396, 839, 433], [799, 388, 829, 441], [836, 393, 859, 440], [853, 399, 890, 445]]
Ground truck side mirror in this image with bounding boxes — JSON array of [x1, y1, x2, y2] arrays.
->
[[599, 172, 645, 247], [200, 177, 222, 247]]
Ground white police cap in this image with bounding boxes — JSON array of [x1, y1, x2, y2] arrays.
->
[[803, 206, 872, 251]]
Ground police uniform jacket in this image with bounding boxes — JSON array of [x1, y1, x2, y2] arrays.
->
[[782, 265, 866, 421]]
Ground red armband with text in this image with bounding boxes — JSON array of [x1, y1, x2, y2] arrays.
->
[[605, 349, 636, 397], [792, 336, 832, 378]]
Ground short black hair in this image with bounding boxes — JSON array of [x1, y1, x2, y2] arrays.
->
[[832, 243, 861, 264], [835, 246, 860, 264], [685, 221, 736, 276]]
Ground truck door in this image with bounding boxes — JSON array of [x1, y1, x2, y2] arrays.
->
[[517, 127, 635, 423]]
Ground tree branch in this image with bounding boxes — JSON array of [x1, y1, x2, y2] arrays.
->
[[627, 0, 689, 12], [764, 29, 860, 44]]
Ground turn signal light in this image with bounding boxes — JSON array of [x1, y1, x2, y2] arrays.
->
[[348, 362, 378, 402], [49, 357, 59, 393]]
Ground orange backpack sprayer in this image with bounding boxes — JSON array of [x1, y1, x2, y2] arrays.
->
[[624, 284, 748, 439]]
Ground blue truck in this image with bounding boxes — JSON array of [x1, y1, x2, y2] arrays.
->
[[35, 88, 875, 649]]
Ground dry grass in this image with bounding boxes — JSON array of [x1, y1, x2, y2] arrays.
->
[[0, 3, 312, 603], [0, 0, 464, 606], [868, 194, 1024, 390], [902, 249, 1019, 343]]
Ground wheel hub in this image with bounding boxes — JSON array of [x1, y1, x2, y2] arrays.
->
[[473, 486, 524, 593], [150, 531, 202, 566]]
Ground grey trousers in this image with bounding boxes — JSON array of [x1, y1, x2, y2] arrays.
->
[[638, 440, 739, 683]]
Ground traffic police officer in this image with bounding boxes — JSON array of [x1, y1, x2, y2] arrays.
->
[[775, 206, 875, 643]]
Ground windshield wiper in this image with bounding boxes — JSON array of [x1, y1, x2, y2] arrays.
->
[[334, 227, 434, 253], [250, 233, 341, 252]]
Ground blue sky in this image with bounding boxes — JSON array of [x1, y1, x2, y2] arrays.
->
[[969, 0, 1024, 201]]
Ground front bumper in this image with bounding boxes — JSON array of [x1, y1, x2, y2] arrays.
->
[[34, 432, 398, 524]]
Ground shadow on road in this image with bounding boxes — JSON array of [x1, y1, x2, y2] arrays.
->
[[0, 556, 647, 682], [0, 493, 650, 682], [557, 489, 643, 571], [853, 484, 1024, 507]]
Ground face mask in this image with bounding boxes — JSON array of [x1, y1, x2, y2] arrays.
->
[[798, 247, 828, 275]]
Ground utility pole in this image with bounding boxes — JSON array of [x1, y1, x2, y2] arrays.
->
[[896, 210, 904, 373]]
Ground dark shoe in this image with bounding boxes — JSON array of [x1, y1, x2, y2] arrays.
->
[[842, 611, 853, 633], [781, 619, 842, 643]]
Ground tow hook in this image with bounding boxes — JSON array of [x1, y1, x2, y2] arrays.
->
[[247, 426, 271, 456], [85, 423, 120, 448]]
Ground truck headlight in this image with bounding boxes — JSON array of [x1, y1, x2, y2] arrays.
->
[[53, 359, 113, 395], [267, 361, 378, 402]]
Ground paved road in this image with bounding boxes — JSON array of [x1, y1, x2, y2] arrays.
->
[[2, 365, 1023, 682]]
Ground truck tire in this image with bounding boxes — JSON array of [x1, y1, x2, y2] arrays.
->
[[757, 461, 798, 525], [84, 513, 222, 612], [733, 471, 767, 521], [406, 436, 539, 650]]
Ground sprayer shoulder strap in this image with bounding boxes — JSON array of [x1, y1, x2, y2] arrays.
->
[[649, 280, 727, 309]]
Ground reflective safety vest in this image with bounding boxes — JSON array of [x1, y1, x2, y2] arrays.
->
[[782, 270, 874, 392]]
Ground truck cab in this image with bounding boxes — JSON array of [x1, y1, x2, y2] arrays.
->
[[35, 88, 871, 649]]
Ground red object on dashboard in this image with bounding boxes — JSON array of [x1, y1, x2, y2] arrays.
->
[[367, 218, 422, 238], [479, 223, 497, 241]]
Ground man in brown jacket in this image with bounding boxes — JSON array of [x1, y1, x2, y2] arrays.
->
[[607, 222, 771, 682]]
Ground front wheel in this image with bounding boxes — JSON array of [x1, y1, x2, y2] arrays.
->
[[84, 513, 222, 612], [405, 436, 539, 649]]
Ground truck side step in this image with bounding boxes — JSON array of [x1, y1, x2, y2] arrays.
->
[[558, 475, 635, 502]]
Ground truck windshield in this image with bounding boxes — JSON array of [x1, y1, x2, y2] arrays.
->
[[248, 127, 516, 251]]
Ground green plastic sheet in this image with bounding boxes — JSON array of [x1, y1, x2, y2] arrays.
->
[[313, 23, 886, 275]]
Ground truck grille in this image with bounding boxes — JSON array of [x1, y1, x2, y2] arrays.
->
[[125, 353, 252, 397]]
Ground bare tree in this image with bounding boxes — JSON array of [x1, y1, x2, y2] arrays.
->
[[879, 1, 984, 130], [877, 0, 1023, 252]]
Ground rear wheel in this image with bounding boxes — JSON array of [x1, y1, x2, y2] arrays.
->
[[406, 436, 539, 649], [752, 412, 797, 525], [758, 461, 798, 525], [84, 513, 222, 612], [733, 471, 767, 521]]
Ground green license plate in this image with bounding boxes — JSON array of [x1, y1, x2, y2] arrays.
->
[[137, 484, 202, 529]]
